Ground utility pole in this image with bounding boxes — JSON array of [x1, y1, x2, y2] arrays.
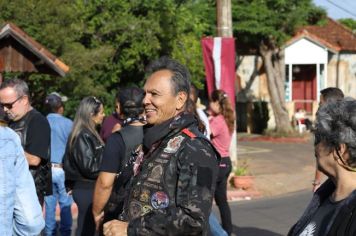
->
[[216, 0, 233, 37], [216, 0, 238, 166]]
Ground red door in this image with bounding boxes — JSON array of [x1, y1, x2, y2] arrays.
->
[[292, 64, 316, 113]]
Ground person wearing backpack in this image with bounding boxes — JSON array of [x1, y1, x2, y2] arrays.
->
[[92, 87, 146, 232]]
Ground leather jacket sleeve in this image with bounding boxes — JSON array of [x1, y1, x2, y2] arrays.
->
[[73, 132, 103, 179], [127, 137, 219, 236], [63, 131, 104, 184]]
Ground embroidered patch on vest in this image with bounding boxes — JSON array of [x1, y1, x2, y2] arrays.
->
[[129, 201, 142, 219], [133, 148, 144, 176], [143, 182, 162, 190], [132, 188, 140, 198], [147, 165, 163, 183], [151, 191, 169, 209], [164, 136, 184, 153], [139, 189, 150, 202], [142, 205, 153, 216]]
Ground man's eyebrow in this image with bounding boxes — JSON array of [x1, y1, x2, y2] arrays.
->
[[147, 89, 161, 94]]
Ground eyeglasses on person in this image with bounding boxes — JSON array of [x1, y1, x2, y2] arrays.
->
[[0, 96, 24, 110]]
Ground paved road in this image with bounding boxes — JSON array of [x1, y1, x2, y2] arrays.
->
[[236, 140, 316, 197], [213, 190, 313, 236]]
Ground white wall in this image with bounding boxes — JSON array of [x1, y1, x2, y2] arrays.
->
[[328, 53, 356, 97], [285, 38, 328, 65]]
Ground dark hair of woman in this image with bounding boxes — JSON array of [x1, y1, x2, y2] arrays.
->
[[185, 98, 206, 134], [210, 90, 235, 133]]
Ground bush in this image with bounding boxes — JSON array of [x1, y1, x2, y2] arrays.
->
[[233, 159, 250, 176]]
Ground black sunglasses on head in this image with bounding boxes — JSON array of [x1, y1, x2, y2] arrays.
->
[[0, 96, 23, 110]]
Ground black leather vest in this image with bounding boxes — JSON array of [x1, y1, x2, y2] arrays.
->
[[126, 127, 199, 220]]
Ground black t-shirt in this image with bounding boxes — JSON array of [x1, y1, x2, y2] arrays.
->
[[100, 132, 125, 173], [298, 197, 344, 236], [10, 109, 50, 160]]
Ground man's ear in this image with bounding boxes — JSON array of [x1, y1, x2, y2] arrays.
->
[[23, 95, 30, 105], [338, 143, 348, 160], [333, 143, 348, 161], [176, 91, 188, 111]]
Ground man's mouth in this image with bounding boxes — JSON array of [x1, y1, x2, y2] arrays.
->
[[145, 108, 156, 115]]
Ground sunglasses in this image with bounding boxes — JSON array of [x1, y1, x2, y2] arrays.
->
[[0, 96, 23, 110]]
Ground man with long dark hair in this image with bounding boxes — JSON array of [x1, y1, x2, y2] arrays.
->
[[103, 57, 220, 236]]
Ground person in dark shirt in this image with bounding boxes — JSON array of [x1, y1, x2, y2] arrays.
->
[[312, 87, 344, 192], [100, 91, 124, 142], [289, 98, 356, 236], [103, 57, 219, 236], [93, 87, 146, 231], [0, 78, 51, 205], [63, 96, 105, 236]]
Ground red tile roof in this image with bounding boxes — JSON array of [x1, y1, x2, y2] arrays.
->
[[0, 22, 69, 76], [289, 18, 356, 52]]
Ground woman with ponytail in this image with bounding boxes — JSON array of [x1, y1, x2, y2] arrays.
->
[[209, 89, 235, 236]]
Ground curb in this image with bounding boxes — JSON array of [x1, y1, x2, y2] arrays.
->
[[227, 188, 262, 202], [238, 136, 309, 143]]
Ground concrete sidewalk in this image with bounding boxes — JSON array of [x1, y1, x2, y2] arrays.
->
[[227, 133, 316, 201]]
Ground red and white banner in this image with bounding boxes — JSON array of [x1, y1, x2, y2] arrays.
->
[[201, 37, 236, 109]]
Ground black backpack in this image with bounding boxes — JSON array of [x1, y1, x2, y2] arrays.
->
[[103, 125, 143, 222]]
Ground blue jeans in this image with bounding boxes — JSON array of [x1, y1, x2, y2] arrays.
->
[[44, 167, 73, 236], [209, 213, 228, 236], [0, 126, 44, 235]]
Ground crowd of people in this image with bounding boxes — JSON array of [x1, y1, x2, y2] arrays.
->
[[0, 57, 222, 236], [1, 56, 356, 236]]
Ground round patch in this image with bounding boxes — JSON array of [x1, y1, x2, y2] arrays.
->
[[151, 191, 169, 209]]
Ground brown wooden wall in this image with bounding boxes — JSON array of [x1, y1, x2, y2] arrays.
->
[[0, 37, 41, 73]]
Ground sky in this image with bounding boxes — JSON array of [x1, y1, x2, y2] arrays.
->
[[313, 0, 356, 19]]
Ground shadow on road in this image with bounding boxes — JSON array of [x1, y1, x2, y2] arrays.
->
[[233, 225, 283, 236]]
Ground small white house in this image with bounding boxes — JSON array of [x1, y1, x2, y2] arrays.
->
[[236, 18, 356, 129], [284, 18, 356, 114]]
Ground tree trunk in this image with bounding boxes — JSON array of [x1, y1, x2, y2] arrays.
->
[[260, 43, 292, 133]]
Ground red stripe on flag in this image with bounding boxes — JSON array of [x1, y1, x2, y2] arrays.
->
[[201, 37, 215, 97], [220, 38, 236, 108]]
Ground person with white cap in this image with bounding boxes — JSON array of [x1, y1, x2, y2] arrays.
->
[[44, 92, 73, 236]]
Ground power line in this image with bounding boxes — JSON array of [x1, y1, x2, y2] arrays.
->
[[325, 0, 356, 18]]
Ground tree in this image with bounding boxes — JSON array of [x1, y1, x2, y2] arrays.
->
[[0, 0, 213, 117], [339, 18, 356, 31], [232, 0, 326, 132]]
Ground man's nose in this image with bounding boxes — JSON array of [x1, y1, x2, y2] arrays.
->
[[143, 94, 150, 105]]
